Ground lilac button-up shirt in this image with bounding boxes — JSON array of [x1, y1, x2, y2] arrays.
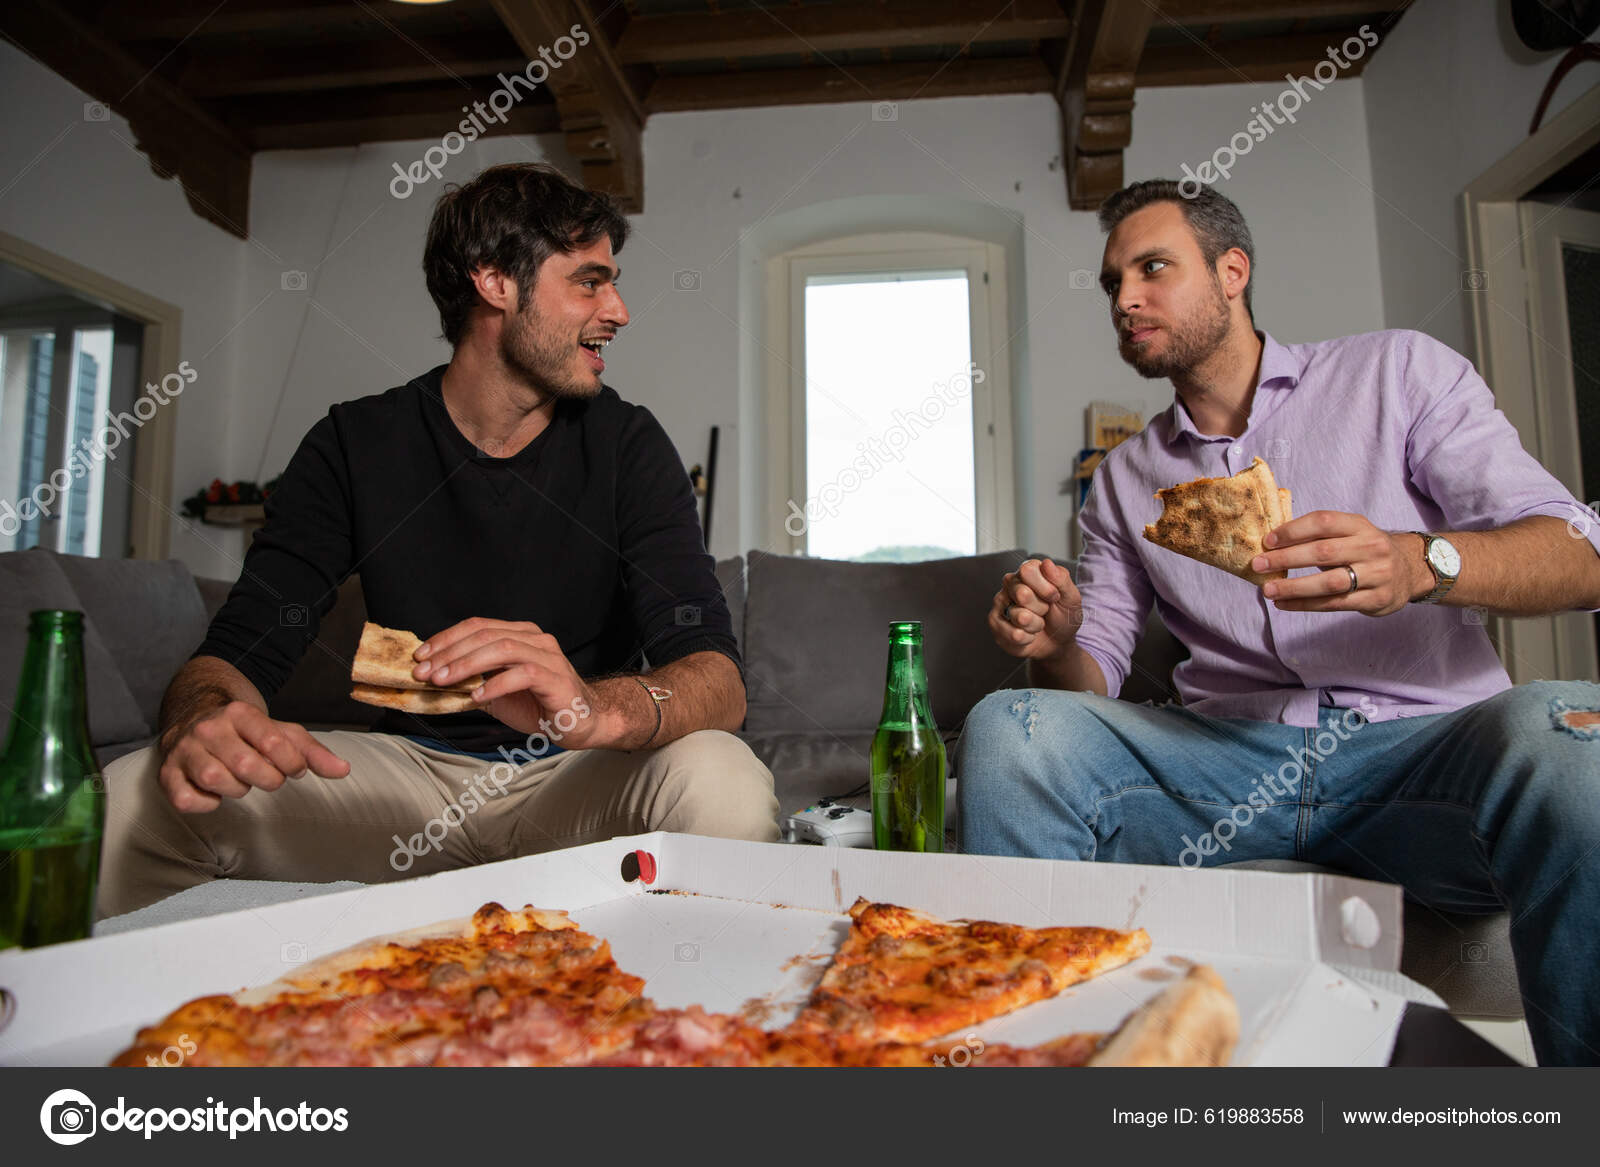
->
[[1075, 329, 1600, 726]]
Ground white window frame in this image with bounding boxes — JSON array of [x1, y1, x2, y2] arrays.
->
[[764, 231, 1015, 556], [0, 230, 181, 560]]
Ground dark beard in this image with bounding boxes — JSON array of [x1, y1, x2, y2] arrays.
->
[[499, 303, 600, 401], [1120, 283, 1232, 380]]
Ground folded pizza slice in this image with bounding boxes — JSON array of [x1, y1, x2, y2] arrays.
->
[[1142, 456, 1292, 586], [350, 621, 484, 713], [791, 897, 1152, 1047]]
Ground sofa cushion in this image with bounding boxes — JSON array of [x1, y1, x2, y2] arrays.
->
[[0, 549, 150, 747], [743, 728, 877, 812], [742, 549, 1029, 734], [51, 550, 210, 729], [715, 556, 745, 657], [195, 576, 231, 623]]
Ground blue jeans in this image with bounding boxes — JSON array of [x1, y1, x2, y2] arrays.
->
[[955, 680, 1600, 1066]]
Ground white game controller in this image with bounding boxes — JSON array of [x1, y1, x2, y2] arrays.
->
[[785, 803, 874, 847]]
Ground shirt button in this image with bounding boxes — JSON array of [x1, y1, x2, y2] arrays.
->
[[1230, 444, 1243, 457]]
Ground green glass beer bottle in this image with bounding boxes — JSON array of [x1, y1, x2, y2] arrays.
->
[[870, 620, 945, 852], [0, 611, 105, 949]]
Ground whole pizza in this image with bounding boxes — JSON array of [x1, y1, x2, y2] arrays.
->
[[112, 899, 1237, 1068]]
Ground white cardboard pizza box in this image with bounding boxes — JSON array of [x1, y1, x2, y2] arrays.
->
[[0, 833, 1439, 1066]]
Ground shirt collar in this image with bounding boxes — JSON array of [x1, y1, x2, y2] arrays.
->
[[1160, 331, 1300, 445]]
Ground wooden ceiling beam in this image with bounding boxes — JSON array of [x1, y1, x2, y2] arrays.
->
[[1155, 0, 1400, 22], [181, 33, 529, 98], [645, 55, 1054, 113], [490, 0, 644, 211], [617, 0, 1072, 65], [1137, 28, 1378, 86], [102, 0, 499, 41], [236, 85, 561, 151], [1058, 0, 1153, 211], [0, 0, 253, 238]]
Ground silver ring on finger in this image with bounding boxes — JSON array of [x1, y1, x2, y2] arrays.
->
[[1344, 565, 1359, 593], [1004, 604, 1016, 624]]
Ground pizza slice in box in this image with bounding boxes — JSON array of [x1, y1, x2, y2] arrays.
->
[[110, 899, 1238, 1067], [790, 897, 1152, 1047], [1143, 456, 1292, 586], [349, 621, 483, 714]]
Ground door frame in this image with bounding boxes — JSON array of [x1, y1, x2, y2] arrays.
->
[[0, 230, 183, 560], [1462, 83, 1600, 683]]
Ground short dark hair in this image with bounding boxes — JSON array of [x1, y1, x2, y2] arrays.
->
[[1097, 179, 1255, 319], [423, 163, 630, 346]]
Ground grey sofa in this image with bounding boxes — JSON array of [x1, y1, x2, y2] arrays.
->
[[0, 545, 1519, 1019]]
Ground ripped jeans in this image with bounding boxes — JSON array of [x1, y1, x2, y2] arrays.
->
[[955, 680, 1600, 1066]]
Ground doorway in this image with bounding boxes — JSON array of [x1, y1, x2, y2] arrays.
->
[[1464, 85, 1600, 684]]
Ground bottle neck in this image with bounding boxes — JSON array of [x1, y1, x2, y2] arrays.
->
[[879, 638, 934, 724], [2, 614, 91, 760]]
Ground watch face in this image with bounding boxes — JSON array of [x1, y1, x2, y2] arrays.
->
[[1428, 538, 1461, 577]]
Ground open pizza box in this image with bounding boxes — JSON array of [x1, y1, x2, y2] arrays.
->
[[0, 833, 1442, 1066]]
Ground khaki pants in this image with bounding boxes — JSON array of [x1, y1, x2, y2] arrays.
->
[[98, 730, 780, 919]]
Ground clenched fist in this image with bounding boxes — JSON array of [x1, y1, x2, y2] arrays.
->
[[989, 558, 1084, 662]]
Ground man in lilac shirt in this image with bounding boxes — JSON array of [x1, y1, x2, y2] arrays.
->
[[958, 179, 1600, 1065]]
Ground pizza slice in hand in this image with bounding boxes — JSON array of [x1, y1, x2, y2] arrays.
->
[[349, 621, 484, 714], [792, 898, 1152, 1047], [1142, 456, 1292, 586]]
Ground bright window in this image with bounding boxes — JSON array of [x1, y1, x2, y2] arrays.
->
[[771, 233, 1014, 561], [803, 272, 976, 561]]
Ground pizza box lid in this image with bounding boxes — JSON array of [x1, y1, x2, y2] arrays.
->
[[0, 833, 1438, 1066]]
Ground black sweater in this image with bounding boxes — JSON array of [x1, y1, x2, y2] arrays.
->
[[196, 366, 737, 752]]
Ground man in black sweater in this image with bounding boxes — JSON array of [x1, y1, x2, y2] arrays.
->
[[99, 164, 779, 916]]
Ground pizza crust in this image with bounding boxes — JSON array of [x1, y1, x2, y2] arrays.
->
[[1142, 457, 1292, 586], [1087, 964, 1240, 1066], [349, 683, 480, 714], [236, 903, 577, 1005]]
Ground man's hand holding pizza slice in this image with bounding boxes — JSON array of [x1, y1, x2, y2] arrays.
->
[[1143, 458, 1427, 618], [407, 616, 611, 749], [1249, 509, 1429, 617]]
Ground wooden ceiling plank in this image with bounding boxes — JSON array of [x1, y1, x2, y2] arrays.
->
[[1059, 0, 1154, 211], [1156, 0, 1402, 22], [489, 0, 644, 211], [105, 0, 501, 41], [0, 0, 253, 238], [1137, 28, 1377, 86], [180, 33, 530, 98], [645, 56, 1054, 113], [248, 100, 561, 151], [617, 0, 1072, 64]]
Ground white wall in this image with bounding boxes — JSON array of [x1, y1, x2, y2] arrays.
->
[[623, 81, 1385, 559], [2, 36, 1388, 573], [0, 40, 250, 580], [1362, 0, 1597, 354]]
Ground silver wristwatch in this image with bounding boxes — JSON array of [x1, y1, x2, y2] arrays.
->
[[1410, 533, 1461, 604]]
